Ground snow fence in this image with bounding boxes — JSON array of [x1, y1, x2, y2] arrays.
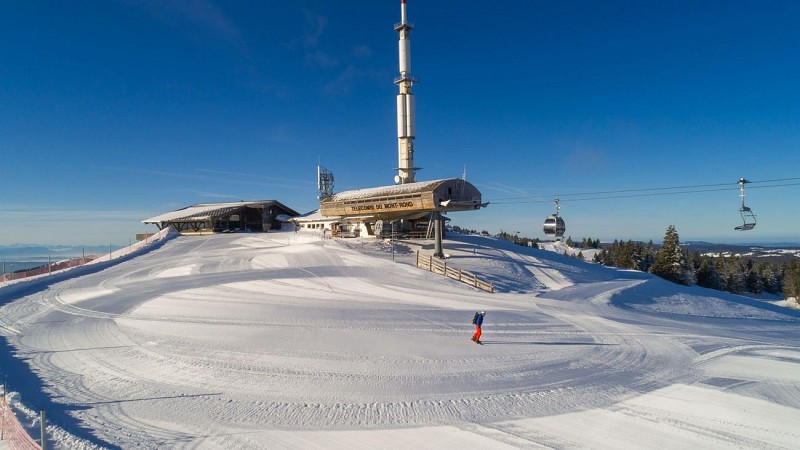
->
[[1, 228, 173, 285], [1, 397, 42, 450]]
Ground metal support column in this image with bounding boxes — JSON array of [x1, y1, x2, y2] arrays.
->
[[433, 211, 444, 258]]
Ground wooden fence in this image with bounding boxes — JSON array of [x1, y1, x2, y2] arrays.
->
[[415, 251, 494, 293]]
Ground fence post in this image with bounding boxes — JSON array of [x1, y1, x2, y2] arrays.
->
[[1, 384, 5, 441], [40, 409, 46, 450]]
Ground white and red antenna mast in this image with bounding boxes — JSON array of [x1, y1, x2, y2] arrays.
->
[[394, 0, 418, 184]]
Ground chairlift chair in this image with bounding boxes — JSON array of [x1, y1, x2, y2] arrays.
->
[[735, 178, 756, 231]]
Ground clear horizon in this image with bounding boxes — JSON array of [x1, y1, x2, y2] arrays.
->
[[1, 235, 798, 261]]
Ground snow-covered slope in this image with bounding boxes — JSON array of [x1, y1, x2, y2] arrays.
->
[[1, 230, 798, 449]]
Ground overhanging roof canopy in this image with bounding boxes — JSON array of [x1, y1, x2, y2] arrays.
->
[[143, 200, 298, 225]]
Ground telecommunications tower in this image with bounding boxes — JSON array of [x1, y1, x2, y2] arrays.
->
[[394, 0, 418, 184]]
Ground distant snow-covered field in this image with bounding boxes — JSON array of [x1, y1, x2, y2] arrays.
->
[[1, 230, 799, 449]]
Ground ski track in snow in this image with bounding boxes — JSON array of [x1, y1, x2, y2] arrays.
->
[[1, 231, 799, 449]]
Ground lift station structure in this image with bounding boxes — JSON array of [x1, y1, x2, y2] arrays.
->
[[318, 0, 485, 257]]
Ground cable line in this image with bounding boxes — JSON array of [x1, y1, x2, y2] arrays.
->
[[749, 177, 800, 184], [486, 177, 800, 205]]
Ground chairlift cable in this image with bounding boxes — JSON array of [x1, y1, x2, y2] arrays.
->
[[486, 178, 800, 205]]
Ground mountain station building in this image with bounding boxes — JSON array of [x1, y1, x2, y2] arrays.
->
[[143, 200, 299, 234]]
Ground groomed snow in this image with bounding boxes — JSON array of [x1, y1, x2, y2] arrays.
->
[[1, 230, 799, 449]]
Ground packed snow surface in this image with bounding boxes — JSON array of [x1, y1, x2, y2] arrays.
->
[[1, 230, 799, 449]]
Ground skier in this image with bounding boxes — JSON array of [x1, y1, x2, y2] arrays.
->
[[471, 311, 485, 344]]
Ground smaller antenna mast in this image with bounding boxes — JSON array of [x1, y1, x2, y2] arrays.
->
[[317, 164, 335, 201]]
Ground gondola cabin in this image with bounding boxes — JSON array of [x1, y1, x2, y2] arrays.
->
[[543, 215, 566, 238]]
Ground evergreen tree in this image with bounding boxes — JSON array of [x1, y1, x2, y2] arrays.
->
[[594, 249, 606, 264], [745, 260, 764, 294], [695, 256, 721, 290], [687, 251, 702, 275], [632, 241, 649, 271], [620, 240, 635, 269], [760, 262, 781, 294], [783, 259, 800, 299], [641, 240, 656, 273], [650, 225, 691, 285], [720, 257, 746, 294]]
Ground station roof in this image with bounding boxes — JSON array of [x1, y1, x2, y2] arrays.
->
[[290, 209, 331, 222], [324, 179, 450, 202], [143, 200, 298, 224]]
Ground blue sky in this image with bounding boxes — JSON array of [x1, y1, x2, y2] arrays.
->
[[2, 0, 798, 246]]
